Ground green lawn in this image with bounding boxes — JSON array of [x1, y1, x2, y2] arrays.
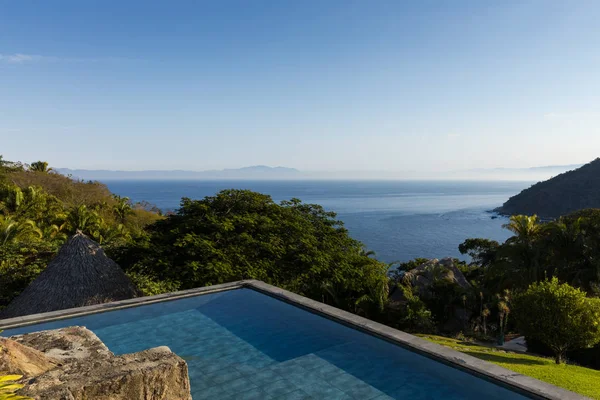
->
[[417, 334, 600, 399]]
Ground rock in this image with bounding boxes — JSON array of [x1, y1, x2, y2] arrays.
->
[[0, 336, 58, 377], [12, 326, 112, 364], [500, 336, 528, 353], [400, 258, 472, 332], [403, 257, 471, 299], [9, 327, 192, 400], [20, 346, 192, 400]]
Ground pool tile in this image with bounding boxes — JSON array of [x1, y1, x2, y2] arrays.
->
[[193, 384, 228, 400], [249, 367, 284, 385], [343, 382, 385, 399], [260, 378, 298, 397], [328, 372, 365, 391], [205, 368, 243, 385], [273, 389, 314, 400], [223, 376, 259, 394]]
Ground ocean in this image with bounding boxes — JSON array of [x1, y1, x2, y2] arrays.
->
[[105, 180, 531, 263]]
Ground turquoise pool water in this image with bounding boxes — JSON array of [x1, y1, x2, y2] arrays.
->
[[3, 289, 528, 399]]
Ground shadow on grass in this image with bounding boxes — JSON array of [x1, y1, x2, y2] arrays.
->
[[457, 340, 491, 348], [464, 351, 548, 366]]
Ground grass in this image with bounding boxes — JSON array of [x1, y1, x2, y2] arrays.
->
[[417, 334, 600, 399]]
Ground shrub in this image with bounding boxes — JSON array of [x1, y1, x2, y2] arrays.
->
[[513, 277, 600, 363]]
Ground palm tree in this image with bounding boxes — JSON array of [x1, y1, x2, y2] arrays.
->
[[482, 306, 490, 335], [93, 223, 130, 245], [355, 261, 390, 318], [112, 195, 133, 222], [29, 161, 53, 173], [0, 216, 42, 245], [503, 215, 543, 284], [43, 223, 68, 244], [496, 289, 511, 345], [503, 215, 541, 243], [0, 186, 24, 213], [66, 205, 102, 234]]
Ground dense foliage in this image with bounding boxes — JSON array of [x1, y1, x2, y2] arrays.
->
[[513, 278, 600, 363], [496, 158, 600, 218], [114, 190, 390, 316], [0, 157, 162, 310]]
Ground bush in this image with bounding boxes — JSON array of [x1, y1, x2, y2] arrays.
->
[[394, 285, 434, 333], [513, 277, 600, 363]]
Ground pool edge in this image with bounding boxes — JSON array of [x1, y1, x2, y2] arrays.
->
[[0, 280, 245, 330]]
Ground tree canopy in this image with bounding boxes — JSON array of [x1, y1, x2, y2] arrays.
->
[[513, 278, 600, 364], [115, 190, 390, 313]]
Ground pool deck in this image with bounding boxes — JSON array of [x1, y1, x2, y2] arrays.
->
[[0, 280, 589, 400]]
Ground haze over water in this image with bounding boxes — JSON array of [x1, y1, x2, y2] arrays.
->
[[105, 180, 531, 263]]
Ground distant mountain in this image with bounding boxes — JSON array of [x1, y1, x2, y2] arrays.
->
[[56, 166, 301, 180], [495, 158, 600, 218], [461, 164, 583, 181]]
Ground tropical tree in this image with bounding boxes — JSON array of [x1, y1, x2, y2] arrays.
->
[[513, 277, 600, 364], [0, 217, 42, 245], [28, 161, 52, 173], [459, 238, 499, 268], [395, 285, 434, 332], [0, 186, 23, 214], [114, 190, 390, 307], [355, 262, 390, 318], [112, 195, 133, 222], [496, 289, 511, 345], [501, 215, 543, 285], [503, 215, 542, 242], [42, 223, 68, 244], [93, 223, 130, 246], [65, 205, 102, 234]]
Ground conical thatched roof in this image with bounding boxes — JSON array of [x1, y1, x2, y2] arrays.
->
[[0, 231, 140, 319]]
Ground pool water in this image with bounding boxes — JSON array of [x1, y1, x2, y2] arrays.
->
[[2, 289, 528, 399]]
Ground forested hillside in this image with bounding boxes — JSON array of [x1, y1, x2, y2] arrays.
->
[[0, 156, 163, 307], [496, 158, 600, 218]]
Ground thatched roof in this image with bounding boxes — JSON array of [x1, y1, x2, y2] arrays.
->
[[0, 231, 140, 319]]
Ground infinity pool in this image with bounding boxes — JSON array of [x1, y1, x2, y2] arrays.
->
[[3, 288, 528, 399]]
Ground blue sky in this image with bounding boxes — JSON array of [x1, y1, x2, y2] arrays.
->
[[1, 0, 599, 172]]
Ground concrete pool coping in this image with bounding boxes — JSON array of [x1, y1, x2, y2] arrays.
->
[[0, 280, 588, 400]]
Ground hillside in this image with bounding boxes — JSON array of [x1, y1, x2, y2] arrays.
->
[[495, 158, 600, 218]]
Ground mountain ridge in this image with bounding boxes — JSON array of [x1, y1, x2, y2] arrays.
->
[[56, 165, 301, 180], [495, 158, 600, 218]]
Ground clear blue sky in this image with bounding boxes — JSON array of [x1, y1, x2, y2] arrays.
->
[[1, 0, 599, 172]]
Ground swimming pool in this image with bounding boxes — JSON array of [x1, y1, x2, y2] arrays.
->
[[0, 283, 562, 399]]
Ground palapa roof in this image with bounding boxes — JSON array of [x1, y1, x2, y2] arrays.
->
[[0, 231, 140, 319]]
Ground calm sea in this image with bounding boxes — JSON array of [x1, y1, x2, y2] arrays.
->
[[105, 180, 531, 263]]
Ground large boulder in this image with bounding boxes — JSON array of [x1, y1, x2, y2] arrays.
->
[[8, 327, 192, 400], [402, 257, 471, 299], [0, 336, 58, 377], [12, 326, 112, 363], [19, 346, 191, 400]]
